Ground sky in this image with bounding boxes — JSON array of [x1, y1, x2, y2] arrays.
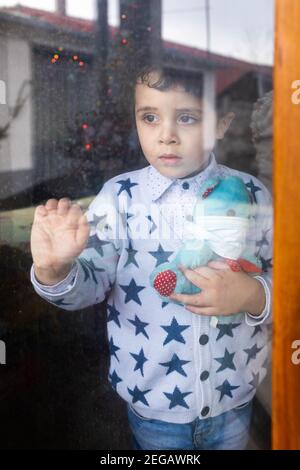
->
[[0, 0, 274, 65]]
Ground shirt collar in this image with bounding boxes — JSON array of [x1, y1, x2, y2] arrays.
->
[[147, 153, 219, 202]]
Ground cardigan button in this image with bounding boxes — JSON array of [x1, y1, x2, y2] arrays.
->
[[200, 370, 209, 381], [201, 406, 210, 417], [199, 334, 209, 345]]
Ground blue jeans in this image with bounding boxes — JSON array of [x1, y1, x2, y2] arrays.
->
[[127, 401, 253, 450]]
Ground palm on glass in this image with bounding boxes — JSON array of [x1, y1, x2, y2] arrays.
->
[[31, 198, 90, 279]]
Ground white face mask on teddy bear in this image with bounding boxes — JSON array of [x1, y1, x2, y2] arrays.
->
[[183, 215, 250, 260]]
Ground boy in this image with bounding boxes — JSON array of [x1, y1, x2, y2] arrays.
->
[[30, 65, 272, 450]]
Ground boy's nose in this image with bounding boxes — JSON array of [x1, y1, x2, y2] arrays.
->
[[159, 125, 179, 145]]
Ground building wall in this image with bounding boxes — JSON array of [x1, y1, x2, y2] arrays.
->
[[0, 28, 99, 203], [0, 36, 32, 173], [0, 35, 10, 172], [203, 70, 217, 155]]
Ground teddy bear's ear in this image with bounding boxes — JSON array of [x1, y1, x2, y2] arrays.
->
[[198, 177, 221, 199]]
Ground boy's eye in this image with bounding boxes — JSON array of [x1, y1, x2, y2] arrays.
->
[[143, 114, 158, 123], [178, 115, 198, 124]]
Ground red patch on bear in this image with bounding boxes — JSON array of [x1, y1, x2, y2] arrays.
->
[[153, 270, 177, 297], [224, 259, 241, 272], [202, 187, 214, 199], [237, 258, 263, 274]]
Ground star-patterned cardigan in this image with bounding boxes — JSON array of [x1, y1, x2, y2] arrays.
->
[[30, 154, 273, 424]]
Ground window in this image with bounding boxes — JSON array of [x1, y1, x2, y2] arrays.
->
[[0, 0, 276, 451]]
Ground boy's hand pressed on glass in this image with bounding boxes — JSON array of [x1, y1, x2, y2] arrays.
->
[[31, 198, 90, 285], [169, 260, 265, 317]]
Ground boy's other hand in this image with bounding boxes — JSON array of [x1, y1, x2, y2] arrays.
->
[[30, 198, 90, 284], [169, 262, 266, 317]]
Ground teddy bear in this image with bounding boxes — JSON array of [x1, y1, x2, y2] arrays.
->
[[149, 175, 262, 324]]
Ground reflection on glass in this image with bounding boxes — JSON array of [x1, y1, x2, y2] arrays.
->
[[0, 0, 273, 450]]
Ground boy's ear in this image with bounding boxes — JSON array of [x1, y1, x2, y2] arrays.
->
[[216, 112, 235, 139]]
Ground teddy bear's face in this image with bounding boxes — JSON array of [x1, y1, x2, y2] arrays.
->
[[183, 176, 253, 259], [193, 199, 251, 220], [193, 176, 252, 221]]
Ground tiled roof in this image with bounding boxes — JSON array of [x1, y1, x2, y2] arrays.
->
[[0, 4, 272, 94]]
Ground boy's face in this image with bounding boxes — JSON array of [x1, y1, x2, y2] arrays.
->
[[135, 77, 208, 179]]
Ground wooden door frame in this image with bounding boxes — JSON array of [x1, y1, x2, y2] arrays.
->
[[273, 0, 300, 450]]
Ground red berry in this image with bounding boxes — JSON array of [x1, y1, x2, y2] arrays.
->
[[153, 270, 177, 297]]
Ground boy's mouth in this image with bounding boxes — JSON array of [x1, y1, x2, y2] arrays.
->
[[159, 154, 182, 165]]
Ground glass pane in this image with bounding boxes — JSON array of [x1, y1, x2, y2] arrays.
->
[[0, 0, 273, 450]]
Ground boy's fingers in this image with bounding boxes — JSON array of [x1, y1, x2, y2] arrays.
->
[[169, 291, 209, 307], [45, 199, 58, 211], [78, 213, 89, 227], [57, 198, 71, 215], [191, 266, 221, 280], [179, 266, 210, 285], [34, 205, 47, 218], [76, 216, 90, 245], [207, 260, 231, 271], [65, 203, 83, 227]]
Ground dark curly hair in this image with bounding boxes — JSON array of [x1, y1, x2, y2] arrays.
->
[[134, 63, 203, 99]]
